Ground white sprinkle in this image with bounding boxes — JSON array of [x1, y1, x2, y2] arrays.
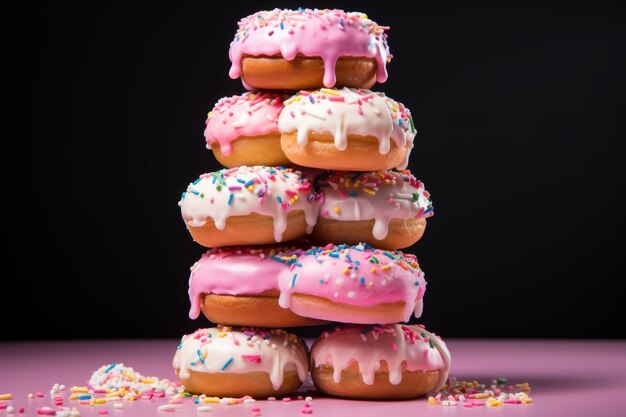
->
[[114, 403, 124, 409], [197, 405, 212, 412], [305, 396, 313, 402], [459, 395, 466, 402], [71, 410, 81, 417], [56, 412, 71, 417], [271, 344, 277, 350], [243, 398, 256, 404], [268, 397, 276, 401], [333, 292, 339, 298], [6, 406, 14, 414], [360, 333, 367, 342], [158, 404, 180, 411], [347, 291, 356, 298]]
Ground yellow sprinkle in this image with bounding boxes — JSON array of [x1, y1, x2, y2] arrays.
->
[[363, 187, 376, 196], [248, 94, 256, 100], [371, 267, 377, 273], [344, 178, 351, 187], [228, 399, 239, 405], [207, 111, 213, 118], [89, 399, 95, 406], [522, 397, 533, 404], [204, 397, 220, 403], [334, 207, 341, 213], [295, 95, 302, 102], [320, 88, 340, 96], [384, 179, 390, 184], [294, 195, 298, 201], [202, 351, 208, 359], [343, 267, 349, 275], [218, 332, 228, 338], [69, 393, 79, 400], [95, 398, 107, 404], [381, 265, 390, 271], [141, 378, 154, 384], [284, 97, 296, 105], [354, 179, 360, 188], [71, 387, 89, 393], [376, 172, 386, 179], [106, 391, 120, 398], [475, 393, 489, 399], [122, 371, 136, 381], [247, 185, 254, 191], [289, 198, 295, 205], [0, 394, 12, 400], [488, 400, 502, 407]]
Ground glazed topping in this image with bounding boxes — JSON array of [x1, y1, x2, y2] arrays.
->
[[204, 92, 289, 155], [311, 324, 450, 389], [188, 245, 300, 319], [277, 243, 426, 322], [173, 326, 309, 390], [179, 166, 319, 242], [229, 8, 391, 88], [316, 170, 433, 240], [278, 88, 416, 170]]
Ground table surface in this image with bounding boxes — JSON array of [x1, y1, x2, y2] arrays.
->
[[1, 339, 625, 416]]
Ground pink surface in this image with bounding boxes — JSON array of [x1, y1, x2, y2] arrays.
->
[[1, 339, 625, 416]]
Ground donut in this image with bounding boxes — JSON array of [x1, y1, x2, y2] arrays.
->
[[310, 324, 451, 400], [312, 170, 433, 249], [173, 326, 309, 398], [278, 88, 416, 171], [204, 92, 291, 167], [179, 166, 319, 247], [228, 9, 391, 90], [188, 245, 327, 328], [277, 243, 427, 324]]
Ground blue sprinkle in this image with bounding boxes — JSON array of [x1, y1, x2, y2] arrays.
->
[[309, 95, 315, 104], [424, 207, 434, 214], [291, 273, 298, 287], [340, 18, 344, 26], [105, 363, 117, 373], [398, 118, 403, 126], [237, 178, 246, 184], [328, 252, 340, 258], [197, 349, 205, 364], [194, 397, 200, 404], [228, 193, 234, 205], [221, 357, 234, 371], [191, 361, 196, 366], [349, 192, 358, 197], [319, 279, 325, 284], [360, 277, 365, 285], [271, 256, 285, 263], [277, 196, 283, 203], [415, 281, 420, 286], [353, 244, 364, 251], [360, 326, 373, 334], [295, 261, 302, 267], [78, 395, 91, 400], [180, 192, 186, 200], [383, 252, 396, 260], [280, 22, 284, 30], [257, 15, 262, 19], [193, 178, 202, 185], [245, 179, 254, 187], [189, 189, 200, 196]]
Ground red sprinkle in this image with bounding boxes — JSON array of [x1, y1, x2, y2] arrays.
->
[[251, 406, 260, 412], [301, 408, 313, 414], [35, 392, 44, 398], [19, 407, 25, 413], [99, 410, 109, 415], [0, 403, 7, 410], [282, 397, 292, 402]]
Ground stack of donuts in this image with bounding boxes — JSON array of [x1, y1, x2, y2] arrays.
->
[[174, 8, 451, 401]]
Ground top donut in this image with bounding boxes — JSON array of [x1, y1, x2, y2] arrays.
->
[[229, 8, 392, 90]]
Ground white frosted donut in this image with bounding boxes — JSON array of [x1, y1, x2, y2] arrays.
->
[[173, 326, 309, 398]]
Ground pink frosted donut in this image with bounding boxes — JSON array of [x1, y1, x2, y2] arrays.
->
[[312, 170, 433, 249], [310, 324, 451, 399], [179, 166, 319, 247], [228, 9, 391, 90], [278, 88, 416, 171], [277, 243, 426, 324], [204, 92, 291, 167], [188, 245, 326, 328]]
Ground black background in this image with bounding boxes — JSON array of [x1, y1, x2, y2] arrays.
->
[[2, 1, 624, 340]]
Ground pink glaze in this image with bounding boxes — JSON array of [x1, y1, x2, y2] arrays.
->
[[188, 245, 300, 319], [204, 92, 288, 155], [311, 324, 450, 390], [229, 9, 391, 88], [277, 243, 426, 323]]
